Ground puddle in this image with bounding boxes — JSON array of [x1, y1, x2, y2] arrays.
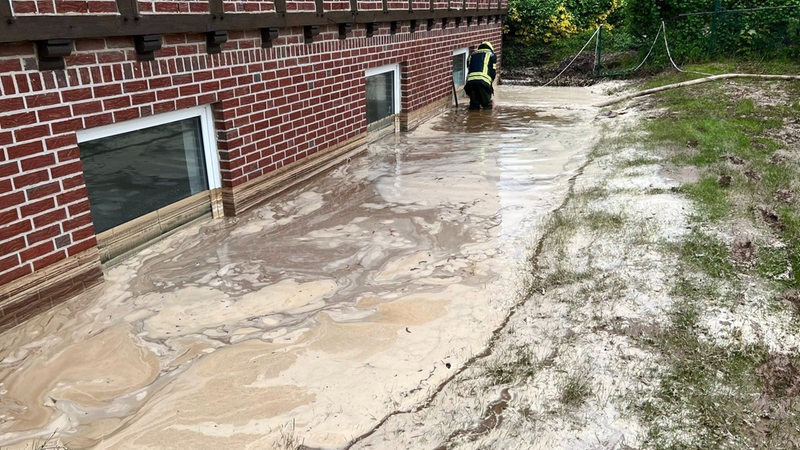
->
[[0, 86, 604, 449]]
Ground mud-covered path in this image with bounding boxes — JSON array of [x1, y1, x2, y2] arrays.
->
[[0, 86, 604, 449]]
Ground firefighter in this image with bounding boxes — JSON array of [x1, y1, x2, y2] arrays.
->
[[464, 41, 497, 110]]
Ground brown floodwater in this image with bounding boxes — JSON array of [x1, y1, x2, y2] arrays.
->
[[0, 86, 603, 449]]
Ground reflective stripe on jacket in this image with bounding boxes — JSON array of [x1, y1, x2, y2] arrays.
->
[[466, 48, 497, 86]]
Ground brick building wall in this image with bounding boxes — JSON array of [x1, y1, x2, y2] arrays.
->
[[0, 0, 504, 331]]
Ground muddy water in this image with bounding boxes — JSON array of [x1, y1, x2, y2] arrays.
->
[[0, 86, 603, 449]]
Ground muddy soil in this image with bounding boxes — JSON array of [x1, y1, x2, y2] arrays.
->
[[0, 85, 607, 449]]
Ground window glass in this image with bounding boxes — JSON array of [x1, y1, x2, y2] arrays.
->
[[80, 117, 208, 233], [366, 70, 395, 124], [453, 52, 467, 87]]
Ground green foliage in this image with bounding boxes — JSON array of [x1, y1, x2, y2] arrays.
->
[[624, 0, 800, 61], [503, 0, 800, 68], [504, 0, 623, 45]]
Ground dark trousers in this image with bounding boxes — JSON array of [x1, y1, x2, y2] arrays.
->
[[464, 80, 493, 110]]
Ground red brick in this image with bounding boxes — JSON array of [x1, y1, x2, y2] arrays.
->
[[62, 212, 92, 231], [24, 92, 61, 108], [1, 236, 26, 253], [113, 109, 139, 122], [67, 237, 97, 256], [21, 154, 55, 171], [148, 76, 172, 89], [102, 96, 131, 110], [123, 80, 148, 93], [0, 190, 24, 209], [0, 264, 32, 286], [74, 39, 106, 51], [56, 147, 81, 163], [153, 101, 176, 114], [0, 162, 19, 178], [92, 84, 122, 97], [13, 170, 50, 190], [37, 106, 72, 122], [67, 200, 91, 215], [1, 75, 15, 95], [0, 96, 24, 112], [0, 112, 36, 128], [83, 113, 113, 128], [50, 161, 83, 179], [61, 174, 84, 190], [0, 219, 31, 242], [72, 100, 103, 115], [97, 50, 126, 64], [0, 253, 20, 271], [0, 41, 34, 57], [14, 125, 50, 143], [0, 131, 12, 146], [19, 241, 55, 263], [61, 87, 92, 102], [32, 208, 66, 228], [25, 181, 60, 200], [56, 187, 88, 206], [0, 208, 19, 225], [26, 224, 60, 245], [87, 1, 116, 12], [66, 52, 98, 66], [57, 0, 89, 13], [131, 92, 156, 104], [50, 118, 83, 136], [71, 224, 95, 241]]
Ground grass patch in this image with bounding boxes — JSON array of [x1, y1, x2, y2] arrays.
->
[[680, 230, 735, 279], [583, 210, 625, 232], [626, 66, 800, 447], [486, 347, 551, 385], [638, 299, 770, 448], [679, 177, 731, 221], [558, 367, 592, 409]]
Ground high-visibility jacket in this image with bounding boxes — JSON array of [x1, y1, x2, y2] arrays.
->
[[466, 48, 497, 87]]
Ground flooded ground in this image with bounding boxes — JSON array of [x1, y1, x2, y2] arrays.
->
[[0, 85, 605, 449]]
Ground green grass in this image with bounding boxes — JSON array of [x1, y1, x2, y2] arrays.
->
[[558, 368, 592, 409], [625, 64, 800, 447], [486, 346, 549, 385]]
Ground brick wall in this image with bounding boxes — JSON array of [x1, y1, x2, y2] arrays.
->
[[0, 7, 502, 326]]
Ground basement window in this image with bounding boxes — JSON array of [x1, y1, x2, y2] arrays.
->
[[77, 106, 221, 261], [453, 48, 468, 88], [365, 63, 401, 133]]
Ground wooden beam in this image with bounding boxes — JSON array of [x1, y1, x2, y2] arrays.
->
[[0, 0, 13, 23], [115, 0, 139, 19], [209, 0, 224, 18], [0, 10, 506, 43]]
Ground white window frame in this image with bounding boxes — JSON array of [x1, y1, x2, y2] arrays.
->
[[453, 48, 469, 87], [365, 63, 401, 115], [76, 105, 221, 190]]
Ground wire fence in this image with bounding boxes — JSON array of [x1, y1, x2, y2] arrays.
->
[[673, 1, 800, 59]]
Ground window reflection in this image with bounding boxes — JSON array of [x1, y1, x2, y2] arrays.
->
[[80, 117, 208, 233], [366, 71, 395, 124]]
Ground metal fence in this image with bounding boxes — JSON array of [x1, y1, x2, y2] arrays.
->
[[675, 1, 800, 58]]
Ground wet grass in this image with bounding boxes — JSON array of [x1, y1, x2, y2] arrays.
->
[[558, 367, 592, 409], [626, 68, 800, 446], [486, 346, 551, 385], [584, 210, 625, 232]]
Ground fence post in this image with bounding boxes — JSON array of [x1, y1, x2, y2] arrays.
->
[[709, 0, 720, 56], [594, 24, 602, 75]]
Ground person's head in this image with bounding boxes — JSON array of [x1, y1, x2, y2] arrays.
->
[[477, 41, 494, 52]]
